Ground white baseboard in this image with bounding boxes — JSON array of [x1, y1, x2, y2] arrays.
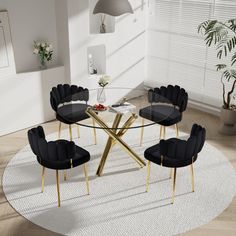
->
[[187, 100, 220, 116]]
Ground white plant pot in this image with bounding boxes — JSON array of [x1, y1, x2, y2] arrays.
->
[[219, 107, 236, 135]]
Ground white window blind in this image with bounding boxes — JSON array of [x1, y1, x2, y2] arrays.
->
[[145, 0, 236, 107]]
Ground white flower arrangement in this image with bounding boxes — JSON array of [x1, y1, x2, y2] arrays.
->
[[33, 41, 53, 67], [98, 75, 110, 87]]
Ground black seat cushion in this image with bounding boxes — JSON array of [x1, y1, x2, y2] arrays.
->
[[139, 105, 182, 126], [144, 140, 197, 168], [56, 103, 90, 124], [37, 140, 90, 170], [36, 140, 90, 170], [28, 126, 90, 170], [144, 124, 206, 168]]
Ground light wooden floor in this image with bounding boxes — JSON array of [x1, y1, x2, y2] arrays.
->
[[0, 107, 236, 236]]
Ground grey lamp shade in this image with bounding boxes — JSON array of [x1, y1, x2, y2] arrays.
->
[[93, 0, 134, 16]]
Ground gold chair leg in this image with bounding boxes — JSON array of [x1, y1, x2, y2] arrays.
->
[[83, 164, 90, 195], [172, 168, 177, 204], [56, 170, 61, 207], [92, 119, 97, 145], [69, 124, 72, 141], [140, 118, 144, 146], [175, 124, 179, 138], [41, 167, 45, 193], [77, 125, 80, 139], [64, 170, 67, 181], [146, 161, 151, 192], [58, 122, 62, 139], [190, 164, 195, 192], [160, 126, 166, 139], [159, 125, 163, 139]]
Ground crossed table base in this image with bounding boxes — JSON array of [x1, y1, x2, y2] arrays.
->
[[86, 107, 146, 176]]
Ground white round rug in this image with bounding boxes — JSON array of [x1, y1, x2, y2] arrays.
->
[[3, 125, 236, 236]]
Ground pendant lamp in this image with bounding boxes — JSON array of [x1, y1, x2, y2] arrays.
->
[[93, 0, 134, 16]]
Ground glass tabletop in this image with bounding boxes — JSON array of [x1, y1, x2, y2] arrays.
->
[[56, 87, 175, 130]]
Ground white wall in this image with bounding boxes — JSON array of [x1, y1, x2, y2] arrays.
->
[[67, 0, 146, 102], [0, 0, 147, 135], [0, 0, 59, 73], [0, 67, 65, 136], [0, 0, 68, 136], [55, 0, 71, 82]]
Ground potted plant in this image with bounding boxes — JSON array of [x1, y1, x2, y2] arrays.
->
[[198, 19, 236, 134]]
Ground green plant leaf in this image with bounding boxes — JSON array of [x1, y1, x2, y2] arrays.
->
[[223, 69, 236, 81], [216, 64, 227, 71], [231, 52, 236, 66], [197, 20, 210, 33], [228, 19, 236, 32], [217, 49, 223, 59]]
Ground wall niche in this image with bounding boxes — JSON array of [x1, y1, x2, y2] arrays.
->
[[87, 44, 106, 75], [89, 0, 115, 34]]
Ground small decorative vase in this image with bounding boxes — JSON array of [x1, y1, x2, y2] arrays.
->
[[39, 57, 47, 70], [100, 23, 106, 34], [97, 87, 106, 103]]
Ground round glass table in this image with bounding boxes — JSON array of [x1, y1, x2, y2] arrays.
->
[[57, 87, 175, 176]]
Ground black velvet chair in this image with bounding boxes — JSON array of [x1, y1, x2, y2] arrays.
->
[[144, 124, 206, 203], [28, 126, 90, 207], [50, 84, 97, 144], [139, 85, 188, 145]]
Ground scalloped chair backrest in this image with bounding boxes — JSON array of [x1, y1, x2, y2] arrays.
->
[[185, 124, 206, 159], [50, 84, 89, 111], [27, 126, 45, 158], [160, 123, 206, 161], [28, 126, 75, 165], [148, 85, 188, 112], [190, 123, 206, 155]]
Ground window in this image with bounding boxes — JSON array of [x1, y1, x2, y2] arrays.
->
[[145, 0, 236, 107]]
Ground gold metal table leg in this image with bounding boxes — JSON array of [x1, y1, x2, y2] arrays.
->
[[92, 118, 97, 145], [96, 138, 113, 176], [86, 108, 146, 176], [96, 113, 122, 176], [111, 113, 138, 148]]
